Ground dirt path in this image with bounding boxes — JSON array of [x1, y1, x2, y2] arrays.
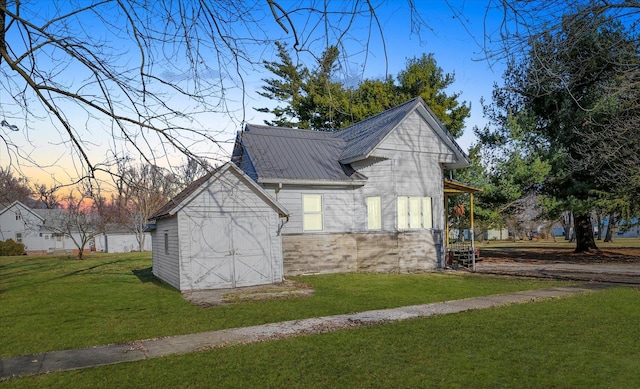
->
[[474, 246, 640, 284]]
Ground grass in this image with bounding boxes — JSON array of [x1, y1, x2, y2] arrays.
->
[[3, 287, 639, 388], [0, 252, 570, 358]]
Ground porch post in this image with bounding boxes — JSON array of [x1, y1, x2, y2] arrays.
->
[[470, 192, 476, 272]]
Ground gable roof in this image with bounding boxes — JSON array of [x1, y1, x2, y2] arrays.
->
[[234, 97, 470, 184], [149, 162, 289, 220], [336, 97, 470, 168], [335, 98, 420, 162], [237, 124, 368, 185], [0, 200, 45, 222]]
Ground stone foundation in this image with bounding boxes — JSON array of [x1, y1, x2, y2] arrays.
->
[[283, 230, 442, 276]]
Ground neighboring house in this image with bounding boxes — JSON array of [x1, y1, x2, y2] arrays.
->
[[0, 201, 82, 254], [0, 201, 45, 253], [149, 97, 474, 291], [94, 228, 152, 253]]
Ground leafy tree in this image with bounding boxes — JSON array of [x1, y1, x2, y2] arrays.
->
[[257, 45, 470, 135], [256, 42, 308, 128], [397, 54, 470, 138], [483, 10, 639, 252]]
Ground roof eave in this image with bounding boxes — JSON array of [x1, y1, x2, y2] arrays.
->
[[259, 177, 368, 186]]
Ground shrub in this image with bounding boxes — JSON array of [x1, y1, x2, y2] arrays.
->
[[0, 239, 26, 256]]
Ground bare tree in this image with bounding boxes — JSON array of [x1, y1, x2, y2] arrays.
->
[[32, 183, 60, 209], [0, 166, 31, 203], [46, 189, 97, 260], [122, 164, 180, 251], [0, 1, 416, 183]]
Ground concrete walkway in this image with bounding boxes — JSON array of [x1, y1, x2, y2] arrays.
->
[[0, 283, 612, 380]]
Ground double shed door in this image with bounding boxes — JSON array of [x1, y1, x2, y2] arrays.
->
[[187, 212, 273, 289]]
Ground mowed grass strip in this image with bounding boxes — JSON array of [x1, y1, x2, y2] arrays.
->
[[0, 252, 571, 357], [4, 287, 639, 388]]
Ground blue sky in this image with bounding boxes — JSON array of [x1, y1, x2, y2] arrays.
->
[[0, 1, 507, 188], [244, 1, 506, 150]]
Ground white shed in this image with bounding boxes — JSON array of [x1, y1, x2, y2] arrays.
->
[[148, 163, 289, 291]]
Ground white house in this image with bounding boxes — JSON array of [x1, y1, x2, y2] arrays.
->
[[149, 97, 475, 291], [0, 201, 81, 254]]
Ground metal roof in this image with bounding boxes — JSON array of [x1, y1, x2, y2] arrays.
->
[[236, 97, 470, 184], [240, 124, 367, 184], [335, 97, 420, 162]]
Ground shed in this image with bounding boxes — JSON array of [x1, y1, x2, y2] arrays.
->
[[148, 163, 289, 291]]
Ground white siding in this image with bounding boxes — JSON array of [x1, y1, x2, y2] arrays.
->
[[373, 111, 458, 162], [151, 216, 180, 290], [95, 232, 152, 253], [0, 203, 47, 253], [265, 185, 356, 234]]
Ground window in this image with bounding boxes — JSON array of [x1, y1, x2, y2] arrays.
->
[[303, 194, 323, 231], [45, 234, 50, 240], [164, 232, 169, 255], [367, 197, 382, 230], [397, 196, 433, 230], [15, 211, 22, 221], [16, 233, 23, 243], [422, 197, 433, 229]]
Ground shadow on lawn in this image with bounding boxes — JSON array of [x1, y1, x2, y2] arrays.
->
[[132, 267, 177, 291]]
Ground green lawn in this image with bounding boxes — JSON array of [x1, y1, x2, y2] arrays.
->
[[4, 287, 639, 388], [1, 252, 568, 358]]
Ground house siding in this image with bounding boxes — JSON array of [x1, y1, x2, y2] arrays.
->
[[151, 215, 181, 290], [272, 110, 458, 273], [265, 186, 357, 234]]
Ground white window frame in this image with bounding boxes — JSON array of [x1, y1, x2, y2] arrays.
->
[[397, 196, 434, 230], [303, 194, 323, 232], [16, 232, 23, 243], [366, 196, 382, 230]]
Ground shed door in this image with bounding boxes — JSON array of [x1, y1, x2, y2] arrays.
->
[[188, 214, 273, 289], [232, 215, 273, 287]]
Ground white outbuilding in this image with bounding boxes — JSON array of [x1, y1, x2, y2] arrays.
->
[[147, 163, 289, 291]]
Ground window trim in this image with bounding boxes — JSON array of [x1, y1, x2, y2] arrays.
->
[[302, 194, 324, 232]]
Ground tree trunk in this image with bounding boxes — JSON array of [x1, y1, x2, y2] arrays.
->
[[596, 213, 603, 240], [574, 212, 598, 253], [604, 213, 619, 243]]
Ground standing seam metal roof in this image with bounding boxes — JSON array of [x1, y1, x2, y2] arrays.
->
[[241, 124, 366, 182], [237, 97, 468, 183]]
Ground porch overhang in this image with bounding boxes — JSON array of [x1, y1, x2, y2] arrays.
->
[[443, 179, 482, 272], [444, 179, 482, 194]]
